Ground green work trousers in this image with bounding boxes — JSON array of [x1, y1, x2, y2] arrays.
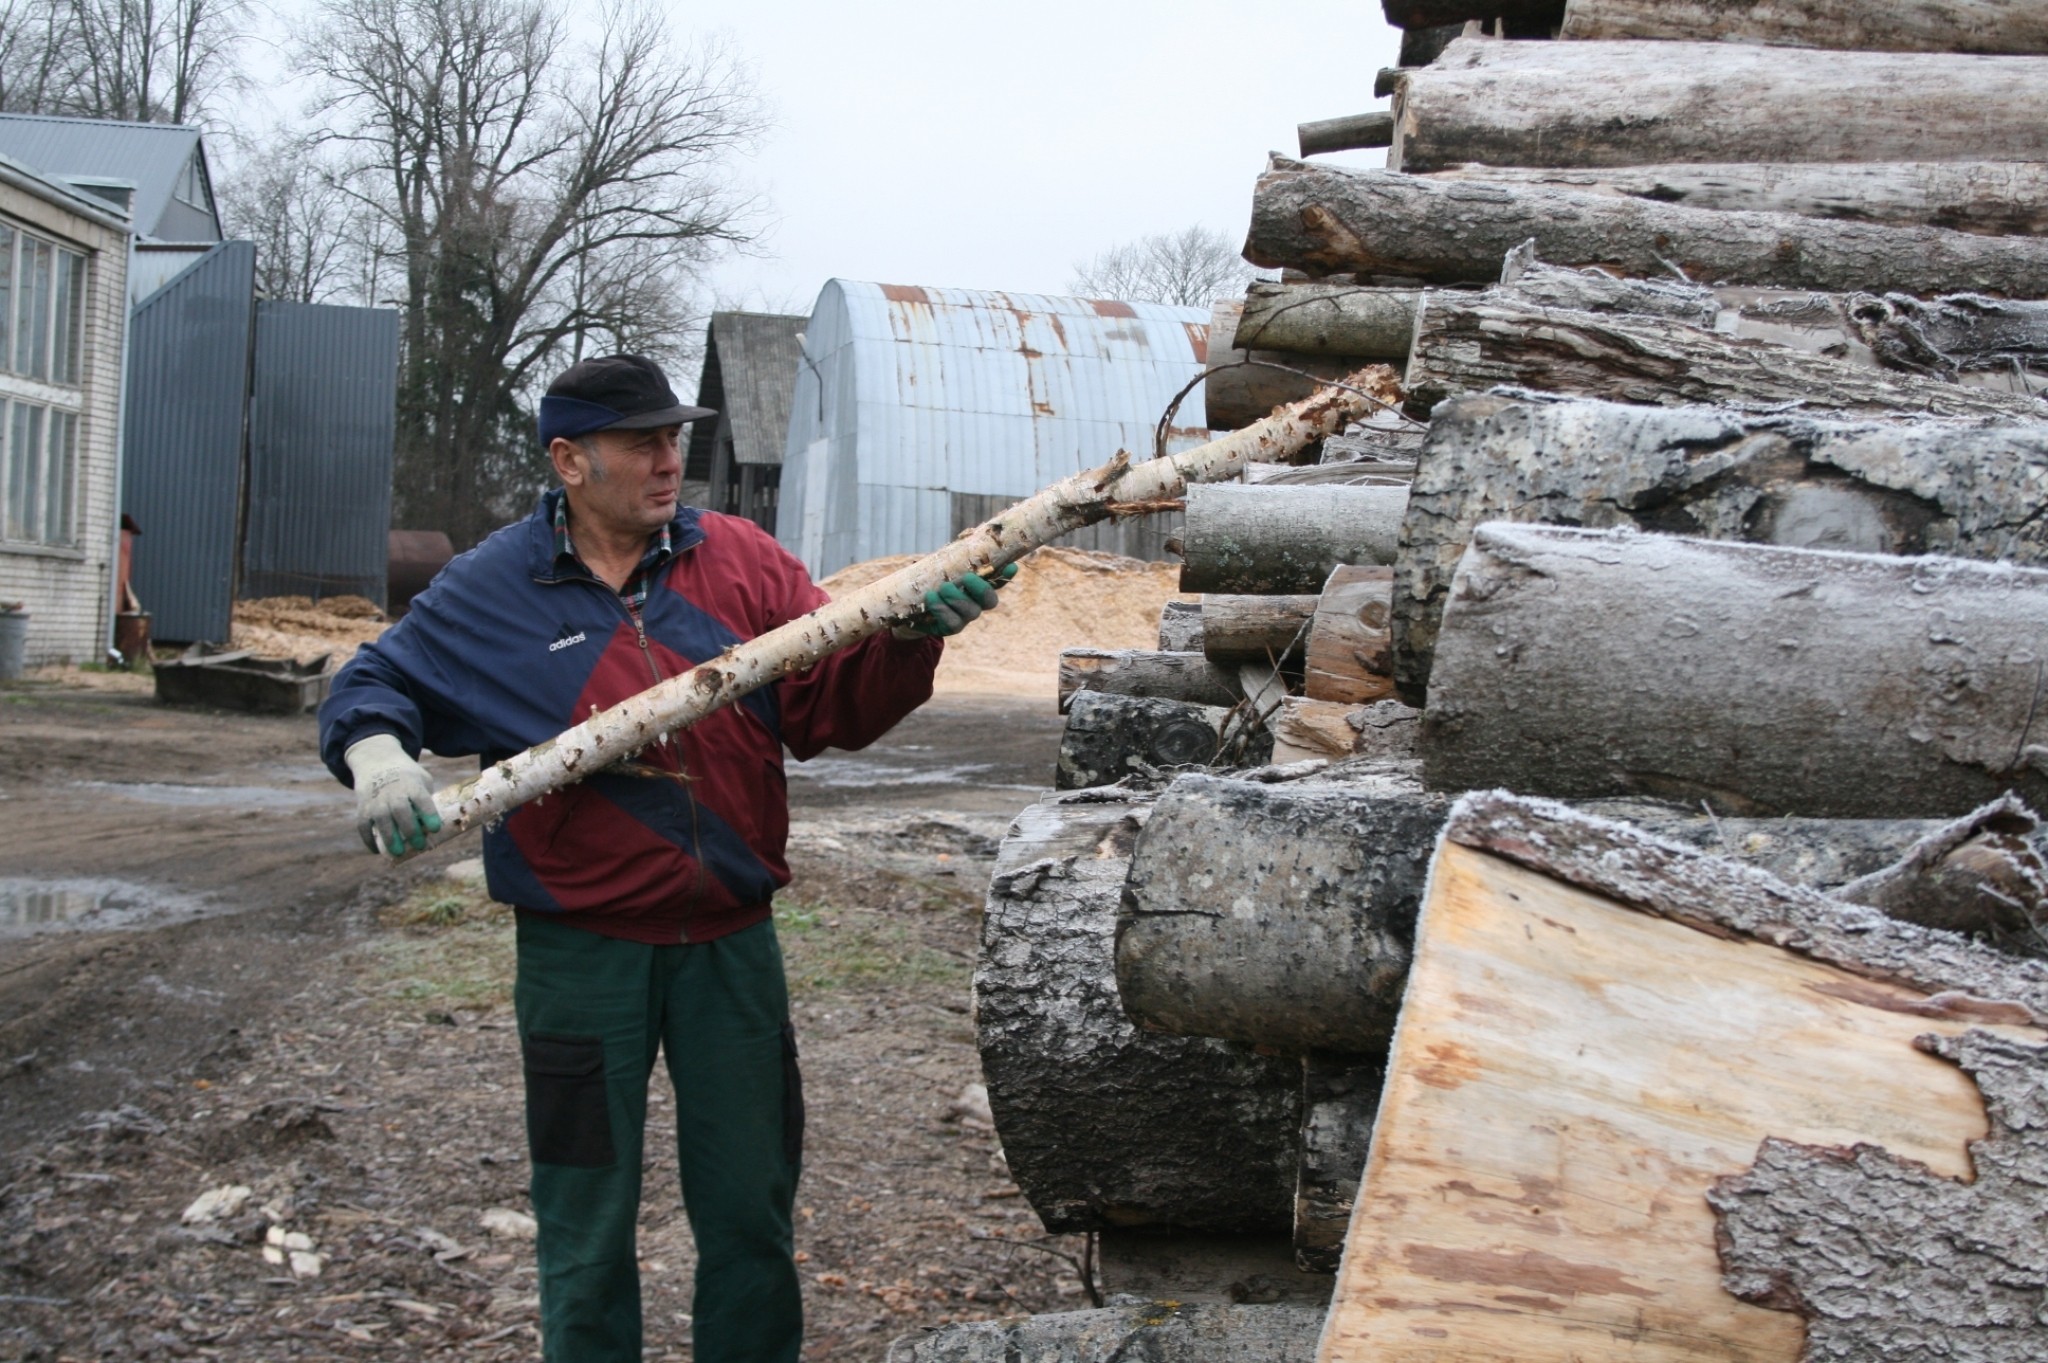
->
[[514, 913, 803, 1363]]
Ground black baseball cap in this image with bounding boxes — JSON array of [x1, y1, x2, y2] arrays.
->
[[537, 353, 715, 444]]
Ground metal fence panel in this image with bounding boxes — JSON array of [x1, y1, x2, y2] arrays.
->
[[122, 241, 254, 644], [239, 300, 399, 604]]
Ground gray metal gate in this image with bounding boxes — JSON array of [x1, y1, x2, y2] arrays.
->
[[122, 241, 254, 644], [239, 301, 399, 604]]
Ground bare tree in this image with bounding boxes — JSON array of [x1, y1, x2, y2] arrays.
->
[[299, 0, 763, 546], [1068, 226, 1264, 308], [0, 0, 247, 123], [217, 134, 360, 303]]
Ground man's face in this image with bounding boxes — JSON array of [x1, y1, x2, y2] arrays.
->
[[553, 424, 684, 538]]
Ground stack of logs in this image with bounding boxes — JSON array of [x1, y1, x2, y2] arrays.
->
[[901, 3, 2048, 1361]]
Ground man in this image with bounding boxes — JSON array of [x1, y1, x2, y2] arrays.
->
[[318, 354, 1010, 1363]]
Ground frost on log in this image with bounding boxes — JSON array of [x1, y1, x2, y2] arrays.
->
[[1244, 159, 2048, 296], [1387, 37, 2048, 171], [1391, 394, 2048, 700], [973, 788, 1301, 1234], [1423, 524, 2048, 818]]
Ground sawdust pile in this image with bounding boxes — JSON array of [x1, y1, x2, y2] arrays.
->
[[822, 546, 1187, 700], [231, 595, 389, 667]]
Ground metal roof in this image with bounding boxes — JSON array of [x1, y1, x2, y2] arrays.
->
[[0, 114, 218, 244], [778, 280, 1210, 577], [686, 310, 805, 478]]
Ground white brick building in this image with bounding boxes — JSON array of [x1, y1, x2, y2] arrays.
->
[[0, 154, 129, 665]]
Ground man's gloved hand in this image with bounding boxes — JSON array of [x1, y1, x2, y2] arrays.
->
[[344, 733, 443, 857], [895, 563, 1017, 639]]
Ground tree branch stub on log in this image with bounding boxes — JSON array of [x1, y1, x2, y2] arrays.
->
[[402, 371, 1395, 853], [1390, 393, 2048, 701], [1424, 524, 2048, 818], [1247, 159, 2048, 297], [1388, 37, 2048, 172]]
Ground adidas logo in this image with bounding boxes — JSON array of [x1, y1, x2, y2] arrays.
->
[[548, 630, 588, 653]]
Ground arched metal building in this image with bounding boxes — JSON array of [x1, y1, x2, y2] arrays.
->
[[779, 280, 1210, 578]]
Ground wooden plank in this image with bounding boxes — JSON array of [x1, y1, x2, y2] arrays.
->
[[1319, 839, 2041, 1362]]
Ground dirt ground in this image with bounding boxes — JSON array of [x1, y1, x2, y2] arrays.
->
[[0, 674, 1087, 1362]]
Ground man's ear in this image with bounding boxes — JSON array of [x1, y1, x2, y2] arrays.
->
[[549, 437, 588, 486]]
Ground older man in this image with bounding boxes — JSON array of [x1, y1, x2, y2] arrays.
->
[[319, 354, 1008, 1362]]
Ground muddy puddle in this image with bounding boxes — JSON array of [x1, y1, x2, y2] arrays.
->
[[0, 877, 220, 937]]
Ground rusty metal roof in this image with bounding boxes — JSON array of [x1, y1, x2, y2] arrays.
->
[[780, 280, 1210, 576]]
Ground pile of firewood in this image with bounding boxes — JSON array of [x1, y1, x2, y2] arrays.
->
[[896, 4, 2048, 1361]]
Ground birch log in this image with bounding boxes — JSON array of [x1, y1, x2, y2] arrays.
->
[[1426, 161, 2048, 236], [1387, 37, 2048, 171], [1245, 159, 2048, 296], [1403, 292, 2048, 420], [401, 371, 1393, 852], [1390, 393, 2048, 700], [1319, 790, 2048, 1363], [1424, 524, 2048, 818], [975, 788, 1302, 1234], [1178, 484, 1407, 594], [1559, 0, 2048, 54]]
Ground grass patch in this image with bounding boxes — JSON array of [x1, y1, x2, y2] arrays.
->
[[366, 881, 515, 1012], [774, 898, 968, 998]]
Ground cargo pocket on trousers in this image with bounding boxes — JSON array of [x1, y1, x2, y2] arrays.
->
[[781, 1021, 806, 1168], [522, 1033, 615, 1168]]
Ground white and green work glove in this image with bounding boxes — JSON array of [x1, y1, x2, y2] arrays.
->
[[895, 563, 1018, 639], [344, 733, 443, 857]]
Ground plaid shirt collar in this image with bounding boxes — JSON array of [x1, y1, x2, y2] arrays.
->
[[552, 494, 674, 608]]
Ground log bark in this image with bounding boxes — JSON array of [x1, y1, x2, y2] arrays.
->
[[1269, 698, 1420, 766], [1424, 523, 2048, 817], [1383, 0, 1559, 28], [886, 1302, 1327, 1363], [1233, 282, 1421, 360], [403, 366, 1392, 852], [1560, 0, 2048, 54], [1057, 649, 1241, 714], [976, 788, 1302, 1234], [1303, 566, 1395, 705], [1390, 393, 2048, 700], [1425, 161, 2048, 236], [1295, 1055, 1381, 1276], [1200, 594, 1317, 667], [1298, 112, 1391, 158], [1158, 600, 1203, 652], [1319, 790, 2048, 1362], [1388, 36, 2048, 171], [1833, 794, 2048, 957], [1115, 771, 1971, 1055], [1056, 692, 1242, 791], [1403, 292, 2047, 421], [1178, 484, 1407, 594], [1246, 158, 2048, 296]]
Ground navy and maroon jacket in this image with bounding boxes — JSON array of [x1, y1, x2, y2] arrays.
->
[[319, 491, 942, 944]]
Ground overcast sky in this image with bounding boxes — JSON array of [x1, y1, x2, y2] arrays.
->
[[696, 0, 1401, 315], [239, 1, 1400, 318]]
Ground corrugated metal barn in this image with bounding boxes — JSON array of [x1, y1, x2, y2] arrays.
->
[[779, 281, 1210, 579], [685, 311, 804, 534]]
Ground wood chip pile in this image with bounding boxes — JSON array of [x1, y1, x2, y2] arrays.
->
[[904, 3, 2048, 1360]]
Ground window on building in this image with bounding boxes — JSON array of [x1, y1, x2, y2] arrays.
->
[[0, 221, 88, 549]]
